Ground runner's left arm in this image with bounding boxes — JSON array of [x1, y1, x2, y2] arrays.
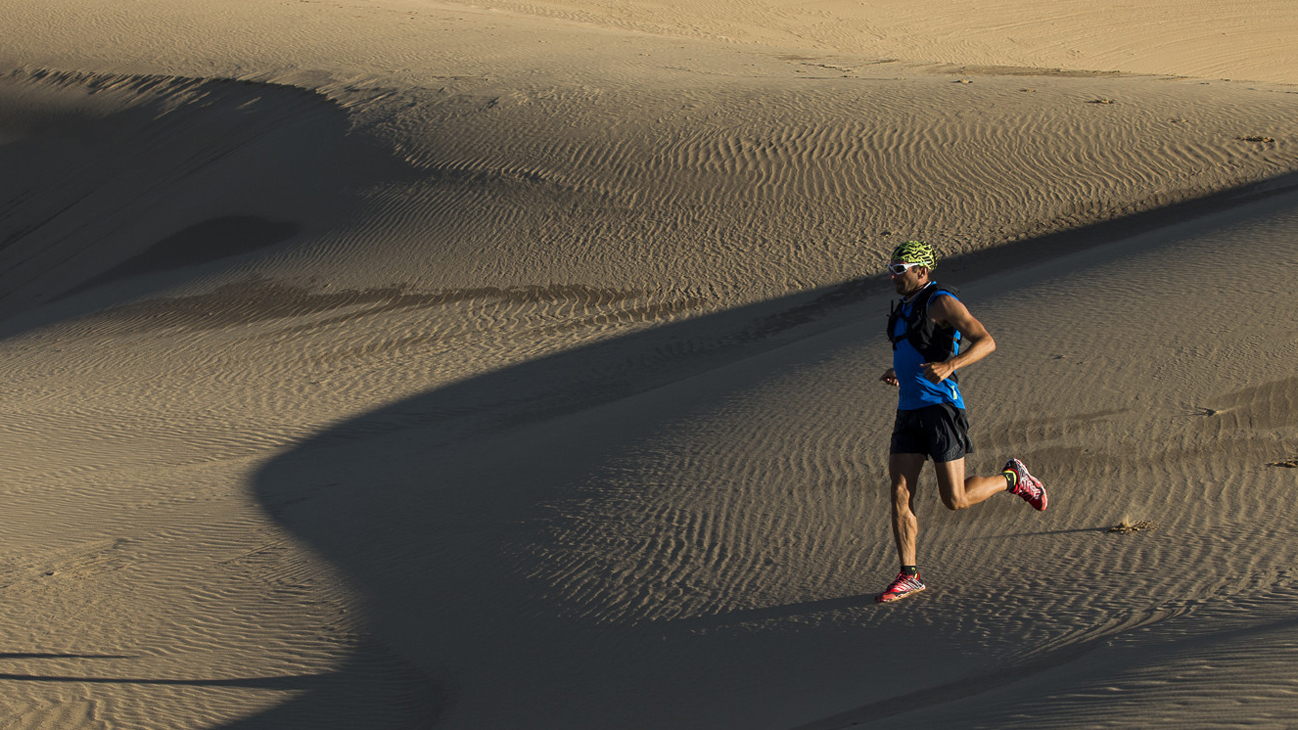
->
[[921, 295, 996, 384]]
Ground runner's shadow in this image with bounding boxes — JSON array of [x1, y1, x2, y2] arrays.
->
[[972, 527, 1112, 540], [669, 594, 877, 632]]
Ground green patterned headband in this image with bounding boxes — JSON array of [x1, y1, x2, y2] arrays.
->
[[890, 240, 936, 269]]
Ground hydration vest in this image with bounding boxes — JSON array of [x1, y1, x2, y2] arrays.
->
[[887, 282, 960, 382]]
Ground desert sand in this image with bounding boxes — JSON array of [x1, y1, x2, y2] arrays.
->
[[1, 1, 1297, 727]]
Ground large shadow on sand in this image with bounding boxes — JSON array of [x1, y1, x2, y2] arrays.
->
[[237, 170, 1298, 728], [0, 68, 402, 338], [242, 274, 898, 728]]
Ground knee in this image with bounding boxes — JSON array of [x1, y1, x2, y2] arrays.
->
[[941, 495, 969, 511]]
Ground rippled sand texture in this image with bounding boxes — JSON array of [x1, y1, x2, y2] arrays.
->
[[2, 1, 1298, 728]]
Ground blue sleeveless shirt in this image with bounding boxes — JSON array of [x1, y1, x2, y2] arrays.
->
[[892, 287, 965, 410]]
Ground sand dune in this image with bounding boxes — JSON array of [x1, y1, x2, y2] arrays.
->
[[460, 0, 1298, 84], [2, 0, 1298, 727]]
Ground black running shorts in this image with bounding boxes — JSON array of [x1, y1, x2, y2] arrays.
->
[[890, 402, 974, 463]]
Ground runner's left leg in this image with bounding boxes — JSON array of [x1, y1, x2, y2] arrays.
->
[[933, 458, 1009, 511]]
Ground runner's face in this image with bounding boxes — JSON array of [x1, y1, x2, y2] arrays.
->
[[889, 260, 928, 294]]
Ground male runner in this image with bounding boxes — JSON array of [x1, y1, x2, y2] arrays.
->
[[877, 241, 1047, 603]]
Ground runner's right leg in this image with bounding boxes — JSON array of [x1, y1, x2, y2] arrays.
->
[[881, 453, 929, 603], [888, 453, 927, 569]]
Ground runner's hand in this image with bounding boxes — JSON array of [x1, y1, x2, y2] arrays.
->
[[880, 368, 899, 387], [921, 361, 955, 383]]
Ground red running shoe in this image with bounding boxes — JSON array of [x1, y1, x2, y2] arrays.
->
[[1005, 458, 1048, 511], [877, 572, 927, 603]]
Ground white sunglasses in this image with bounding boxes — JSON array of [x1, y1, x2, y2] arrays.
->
[[886, 261, 927, 275]]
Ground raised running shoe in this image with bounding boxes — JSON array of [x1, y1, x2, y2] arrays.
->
[[1004, 458, 1048, 511], [876, 572, 927, 603]]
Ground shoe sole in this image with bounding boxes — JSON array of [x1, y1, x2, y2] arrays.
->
[[876, 585, 926, 603], [1024, 470, 1048, 511]]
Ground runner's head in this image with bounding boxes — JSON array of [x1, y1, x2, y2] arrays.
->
[[887, 240, 936, 294]]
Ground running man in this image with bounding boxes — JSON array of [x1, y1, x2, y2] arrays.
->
[[877, 241, 1047, 603]]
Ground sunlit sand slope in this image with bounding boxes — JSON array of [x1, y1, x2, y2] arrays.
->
[[443, 0, 1298, 85]]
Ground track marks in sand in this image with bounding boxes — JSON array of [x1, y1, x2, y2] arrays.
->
[[82, 279, 706, 338], [0, 272, 714, 495]]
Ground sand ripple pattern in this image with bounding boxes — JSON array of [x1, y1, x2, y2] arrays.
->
[[501, 197, 1298, 727], [307, 68, 1298, 306], [2, 16, 1298, 728]]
